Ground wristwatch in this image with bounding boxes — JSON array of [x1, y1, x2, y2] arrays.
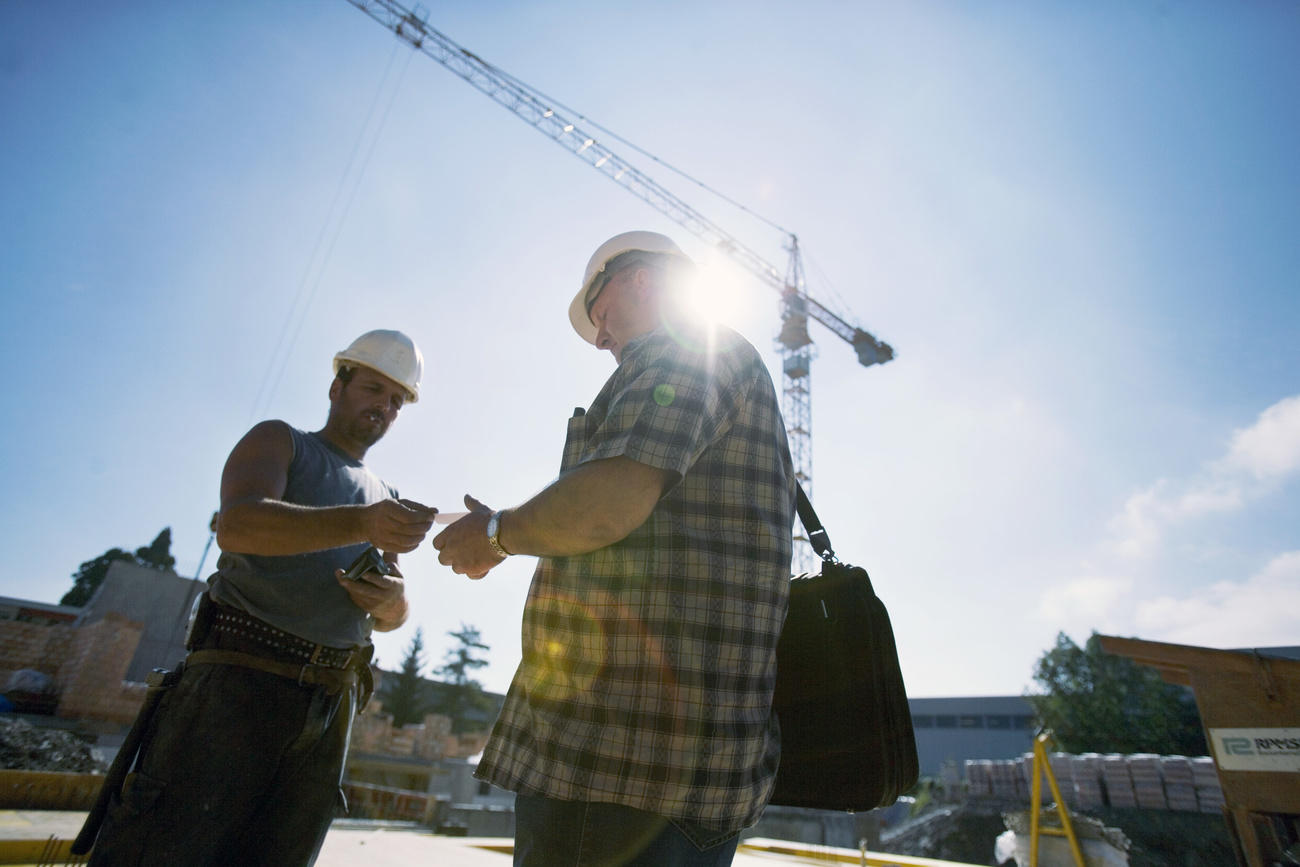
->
[[486, 510, 512, 558]]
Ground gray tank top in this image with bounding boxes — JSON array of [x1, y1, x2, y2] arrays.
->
[[208, 425, 398, 647]]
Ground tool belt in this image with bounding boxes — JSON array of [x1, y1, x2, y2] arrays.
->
[[187, 593, 375, 705]]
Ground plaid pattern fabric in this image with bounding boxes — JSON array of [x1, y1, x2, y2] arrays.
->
[[477, 324, 795, 832]]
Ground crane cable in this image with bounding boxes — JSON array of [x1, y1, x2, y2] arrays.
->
[[208, 40, 412, 587], [473, 52, 795, 241], [474, 40, 870, 328], [246, 39, 414, 425]]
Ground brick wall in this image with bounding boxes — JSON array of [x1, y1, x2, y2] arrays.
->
[[57, 613, 148, 724], [0, 620, 75, 686], [0, 611, 147, 725]]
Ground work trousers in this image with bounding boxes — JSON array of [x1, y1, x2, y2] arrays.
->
[[88, 655, 354, 867]]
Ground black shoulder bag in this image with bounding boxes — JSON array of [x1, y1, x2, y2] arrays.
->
[[769, 483, 919, 811]]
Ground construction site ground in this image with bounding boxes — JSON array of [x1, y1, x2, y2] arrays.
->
[[0, 810, 987, 867], [0, 719, 1239, 865], [879, 798, 1237, 866], [0, 802, 1238, 866]]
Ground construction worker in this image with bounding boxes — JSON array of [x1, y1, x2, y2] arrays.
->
[[434, 232, 796, 866], [84, 329, 436, 867]]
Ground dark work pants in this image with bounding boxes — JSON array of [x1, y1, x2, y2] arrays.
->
[[513, 792, 741, 867], [88, 659, 354, 867]]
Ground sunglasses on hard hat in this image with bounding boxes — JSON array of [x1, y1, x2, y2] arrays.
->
[[585, 252, 656, 314]]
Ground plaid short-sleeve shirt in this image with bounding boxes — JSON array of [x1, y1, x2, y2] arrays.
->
[[476, 324, 796, 832]]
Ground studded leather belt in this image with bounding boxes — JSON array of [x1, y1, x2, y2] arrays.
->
[[197, 597, 371, 670]]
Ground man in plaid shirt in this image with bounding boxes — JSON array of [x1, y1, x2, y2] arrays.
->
[[434, 230, 795, 866]]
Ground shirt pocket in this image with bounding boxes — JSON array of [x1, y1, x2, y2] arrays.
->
[[560, 410, 588, 474]]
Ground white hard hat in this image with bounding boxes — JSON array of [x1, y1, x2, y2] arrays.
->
[[569, 231, 693, 344], [332, 329, 424, 403]]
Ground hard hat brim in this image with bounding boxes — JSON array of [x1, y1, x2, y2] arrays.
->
[[333, 356, 420, 404], [568, 280, 601, 345]]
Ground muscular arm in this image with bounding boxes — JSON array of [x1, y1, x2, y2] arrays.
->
[[217, 421, 433, 556]]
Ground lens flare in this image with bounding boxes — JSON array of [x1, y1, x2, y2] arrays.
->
[[680, 248, 752, 328]]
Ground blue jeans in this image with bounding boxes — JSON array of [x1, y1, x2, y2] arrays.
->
[[513, 793, 740, 867]]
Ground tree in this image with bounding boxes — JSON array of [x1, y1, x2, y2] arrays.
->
[[432, 624, 492, 733], [386, 628, 432, 727], [1026, 631, 1206, 756], [60, 527, 177, 607], [135, 528, 176, 571]]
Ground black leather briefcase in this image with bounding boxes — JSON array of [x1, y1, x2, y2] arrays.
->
[[769, 484, 919, 811]]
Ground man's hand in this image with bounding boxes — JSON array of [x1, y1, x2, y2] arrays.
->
[[361, 498, 437, 553], [432, 494, 502, 580], [336, 559, 408, 632]]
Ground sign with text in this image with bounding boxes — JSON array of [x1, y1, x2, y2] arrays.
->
[[1210, 728, 1300, 772]]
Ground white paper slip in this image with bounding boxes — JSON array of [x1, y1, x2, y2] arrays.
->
[[433, 511, 470, 524]]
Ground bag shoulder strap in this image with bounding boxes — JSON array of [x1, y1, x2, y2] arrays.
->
[[795, 482, 835, 562]]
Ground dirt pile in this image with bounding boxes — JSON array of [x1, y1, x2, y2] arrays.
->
[[0, 717, 104, 773]]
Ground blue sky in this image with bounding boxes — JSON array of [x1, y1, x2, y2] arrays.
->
[[2, 1, 1297, 697]]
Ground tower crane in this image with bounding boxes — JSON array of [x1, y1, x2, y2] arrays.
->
[[345, 0, 894, 570]]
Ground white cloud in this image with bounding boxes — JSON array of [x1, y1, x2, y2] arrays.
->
[[1221, 395, 1300, 480], [1035, 575, 1132, 635], [1040, 553, 1300, 652], [1107, 394, 1300, 559], [1133, 551, 1300, 648]]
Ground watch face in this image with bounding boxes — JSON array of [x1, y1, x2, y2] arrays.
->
[[487, 512, 499, 539]]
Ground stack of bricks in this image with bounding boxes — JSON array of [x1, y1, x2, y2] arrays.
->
[[1129, 753, 1168, 809], [1101, 754, 1138, 808], [1018, 753, 1046, 802], [965, 759, 993, 797], [1192, 756, 1225, 813], [991, 757, 1027, 799], [1070, 753, 1105, 809], [1160, 755, 1200, 812], [965, 752, 1227, 814], [350, 708, 452, 760], [1047, 752, 1079, 806]]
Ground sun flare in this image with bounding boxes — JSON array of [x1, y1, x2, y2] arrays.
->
[[680, 248, 755, 329]]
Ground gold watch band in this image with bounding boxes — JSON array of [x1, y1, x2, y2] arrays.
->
[[488, 510, 512, 558]]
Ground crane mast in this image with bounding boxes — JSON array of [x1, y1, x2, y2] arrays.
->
[[345, 0, 893, 570]]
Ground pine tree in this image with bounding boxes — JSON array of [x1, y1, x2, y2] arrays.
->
[[433, 624, 492, 733], [61, 527, 177, 606], [386, 628, 431, 727], [135, 528, 176, 571]]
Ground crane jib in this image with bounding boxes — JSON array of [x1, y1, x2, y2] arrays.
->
[[344, 0, 894, 570]]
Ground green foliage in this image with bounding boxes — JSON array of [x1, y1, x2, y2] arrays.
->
[[386, 628, 432, 727], [1026, 631, 1206, 756], [135, 528, 176, 571], [60, 528, 176, 607], [432, 623, 493, 734]]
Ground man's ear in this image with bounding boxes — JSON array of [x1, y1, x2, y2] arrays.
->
[[632, 266, 656, 301], [329, 377, 343, 401]]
